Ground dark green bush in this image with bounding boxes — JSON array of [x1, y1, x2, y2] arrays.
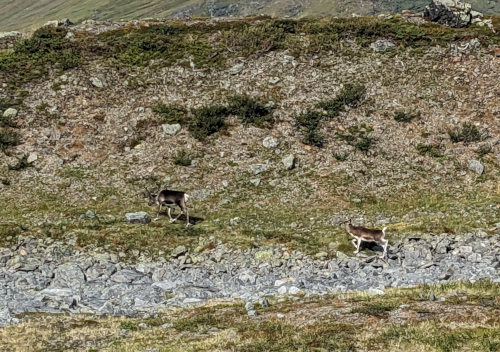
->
[[448, 122, 482, 144], [0, 128, 20, 151], [338, 125, 375, 153], [152, 103, 187, 124], [172, 149, 193, 166], [227, 94, 273, 126], [317, 83, 365, 118], [333, 151, 349, 161], [294, 110, 325, 147], [189, 105, 228, 140], [394, 110, 420, 122], [416, 143, 443, 158]]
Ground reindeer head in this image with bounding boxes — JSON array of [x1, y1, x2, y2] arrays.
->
[[144, 187, 158, 206]]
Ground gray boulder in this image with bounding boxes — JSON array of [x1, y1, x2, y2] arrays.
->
[[162, 124, 181, 136], [2, 108, 18, 118], [263, 136, 279, 148], [424, 0, 472, 28], [469, 159, 484, 175], [282, 155, 296, 170], [370, 40, 396, 52], [125, 212, 151, 224]]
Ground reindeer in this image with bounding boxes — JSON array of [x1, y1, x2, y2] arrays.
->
[[145, 186, 190, 227], [341, 219, 388, 258]]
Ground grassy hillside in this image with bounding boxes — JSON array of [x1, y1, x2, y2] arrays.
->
[[0, 16, 499, 258], [1, 0, 499, 32]]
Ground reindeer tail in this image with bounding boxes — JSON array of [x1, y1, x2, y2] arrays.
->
[[184, 194, 190, 203], [382, 227, 387, 236]]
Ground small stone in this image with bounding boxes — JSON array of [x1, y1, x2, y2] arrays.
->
[[255, 250, 273, 261], [282, 155, 295, 170], [250, 164, 268, 175], [162, 124, 181, 136], [2, 108, 17, 118], [269, 77, 281, 85], [125, 212, 151, 224], [90, 77, 104, 88], [367, 288, 385, 296], [260, 298, 270, 308], [245, 302, 254, 311], [247, 310, 256, 316], [469, 159, 484, 175], [138, 322, 148, 329], [263, 136, 279, 149], [27, 153, 38, 163], [162, 323, 173, 329], [429, 293, 436, 301], [229, 63, 244, 75], [86, 210, 96, 219], [250, 178, 261, 186], [315, 252, 328, 260], [370, 40, 396, 52], [288, 286, 301, 295], [278, 286, 287, 295], [171, 245, 188, 258]]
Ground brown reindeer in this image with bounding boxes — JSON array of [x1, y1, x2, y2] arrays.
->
[[342, 219, 388, 258], [145, 186, 190, 227]]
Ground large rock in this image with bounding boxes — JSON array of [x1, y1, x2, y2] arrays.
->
[[125, 212, 151, 224], [162, 123, 181, 136], [2, 108, 18, 118], [263, 136, 279, 148], [469, 159, 484, 175], [423, 0, 472, 28]]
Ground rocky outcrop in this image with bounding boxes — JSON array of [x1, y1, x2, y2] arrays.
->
[[0, 32, 21, 50], [424, 0, 473, 28], [1, 233, 498, 327]]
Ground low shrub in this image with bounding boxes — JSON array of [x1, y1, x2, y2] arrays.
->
[[338, 124, 375, 153], [152, 103, 187, 124], [448, 122, 482, 144], [416, 143, 443, 158], [189, 105, 228, 140], [394, 110, 420, 122], [0, 128, 20, 151], [172, 149, 193, 166], [294, 110, 325, 147], [227, 94, 273, 126], [317, 83, 365, 118]]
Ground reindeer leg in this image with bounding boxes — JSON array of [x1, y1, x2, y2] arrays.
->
[[381, 239, 388, 259], [171, 205, 183, 223], [167, 207, 174, 222], [351, 238, 357, 249], [154, 204, 162, 221], [184, 208, 190, 228], [354, 238, 361, 254]]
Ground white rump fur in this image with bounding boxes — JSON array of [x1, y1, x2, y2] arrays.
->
[[184, 194, 190, 202]]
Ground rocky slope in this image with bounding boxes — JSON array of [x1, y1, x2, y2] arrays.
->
[[1, 232, 498, 327], [0, 17, 499, 341]]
